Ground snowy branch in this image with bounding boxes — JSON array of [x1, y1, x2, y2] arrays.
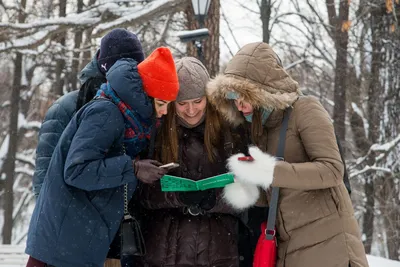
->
[[370, 134, 400, 153], [15, 167, 34, 177], [15, 154, 35, 169], [1, 101, 10, 109], [355, 134, 400, 166], [19, 121, 41, 131], [92, 0, 186, 37], [350, 165, 393, 179], [12, 190, 32, 220], [284, 58, 306, 71], [0, 0, 186, 53]]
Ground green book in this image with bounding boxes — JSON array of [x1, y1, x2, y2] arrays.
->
[[160, 173, 235, 192]]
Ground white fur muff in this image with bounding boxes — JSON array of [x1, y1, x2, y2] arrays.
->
[[223, 146, 277, 209]]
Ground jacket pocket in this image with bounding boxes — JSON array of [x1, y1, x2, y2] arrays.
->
[[330, 187, 340, 210], [319, 189, 338, 216], [279, 190, 329, 233]]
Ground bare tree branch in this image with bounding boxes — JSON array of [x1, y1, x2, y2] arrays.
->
[[305, 0, 335, 40], [220, 4, 241, 51], [220, 34, 235, 57], [233, 0, 259, 14], [15, 153, 35, 169], [0, 0, 186, 53], [350, 165, 393, 179]]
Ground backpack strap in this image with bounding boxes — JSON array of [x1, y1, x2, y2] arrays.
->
[[266, 107, 292, 240]]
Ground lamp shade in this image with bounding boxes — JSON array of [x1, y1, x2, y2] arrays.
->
[[191, 0, 211, 16]]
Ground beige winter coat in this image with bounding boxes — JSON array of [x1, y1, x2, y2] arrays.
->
[[206, 42, 369, 267]]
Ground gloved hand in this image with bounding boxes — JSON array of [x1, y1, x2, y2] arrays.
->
[[133, 159, 167, 184], [227, 146, 276, 189]]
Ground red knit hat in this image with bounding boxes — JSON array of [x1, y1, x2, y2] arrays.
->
[[138, 47, 179, 101]]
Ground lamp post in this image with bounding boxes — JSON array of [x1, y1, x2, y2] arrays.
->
[[178, 0, 211, 64], [191, 0, 211, 28]]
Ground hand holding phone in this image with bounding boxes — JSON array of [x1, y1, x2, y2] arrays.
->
[[160, 162, 180, 170]]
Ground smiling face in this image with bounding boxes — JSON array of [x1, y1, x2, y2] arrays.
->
[[154, 98, 172, 118], [234, 98, 254, 116], [175, 96, 207, 126]]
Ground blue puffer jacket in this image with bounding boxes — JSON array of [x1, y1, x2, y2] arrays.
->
[[26, 59, 153, 267], [32, 51, 104, 197]]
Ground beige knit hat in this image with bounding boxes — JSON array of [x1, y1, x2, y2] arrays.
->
[[175, 57, 210, 102]]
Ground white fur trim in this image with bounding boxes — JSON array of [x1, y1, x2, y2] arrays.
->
[[227, 146, 276, 189], [223, 182, 260, 210]]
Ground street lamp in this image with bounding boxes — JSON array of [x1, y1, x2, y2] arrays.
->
[[191, 0, 211, 28], [177, 0, 211, 63]]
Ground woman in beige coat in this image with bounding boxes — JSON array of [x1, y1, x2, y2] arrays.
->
[[206, 42, 369, 267]]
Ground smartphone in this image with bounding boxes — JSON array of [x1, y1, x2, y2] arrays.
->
[[160, 162, 180, 170], [237, 156, 254, 162]]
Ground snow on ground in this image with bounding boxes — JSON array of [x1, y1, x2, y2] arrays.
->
[[0, 245, 398, 267]]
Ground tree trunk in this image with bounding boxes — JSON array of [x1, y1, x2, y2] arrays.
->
[[330, 0, 350, 145], [362, 174, 375, 253], [185, 0, 220, 77], [81, 0, 97, 69], [1, 0, 27, 244], [361, 6, 384, 254], [260, 0, 272, 43], [54, 0, 67, 96], [69, 0, 84, 91], [378, 3, 400, 260], [377, 175, 400, 260], [1, 52, 22, 244]]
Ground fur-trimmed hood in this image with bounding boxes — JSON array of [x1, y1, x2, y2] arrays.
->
[[206, 42, 302, 125]]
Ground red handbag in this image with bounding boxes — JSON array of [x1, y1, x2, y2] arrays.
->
[[252, 189, 279, 267], [253, 107, 291, 267]]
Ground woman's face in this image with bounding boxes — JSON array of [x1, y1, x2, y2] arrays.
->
[[154, 98, 172, 118], [175, 96, 207, 126], [234, 98, 254, 116]]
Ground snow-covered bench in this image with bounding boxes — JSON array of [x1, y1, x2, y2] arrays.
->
[[0, 245, 27, 267]]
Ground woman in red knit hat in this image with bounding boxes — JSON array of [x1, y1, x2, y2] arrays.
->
[[25, 44, 179, 267], [138, 47, 179, 119]]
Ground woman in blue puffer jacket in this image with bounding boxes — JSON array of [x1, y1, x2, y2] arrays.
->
[[25, 48, 179, 267]]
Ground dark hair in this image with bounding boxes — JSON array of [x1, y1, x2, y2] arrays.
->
[[250, 108, 268, 149], [76, 77, 107, 111]]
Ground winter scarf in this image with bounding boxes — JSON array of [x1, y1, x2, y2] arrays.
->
[[96, 83, 153, 156], [226, 91, 272, 125]]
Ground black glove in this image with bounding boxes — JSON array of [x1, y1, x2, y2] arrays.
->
[[133, 159, 167, 184], [179, 190, 216, 211]]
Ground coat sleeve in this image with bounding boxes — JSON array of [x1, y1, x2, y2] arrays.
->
[[272, 97, 344, 190], [64, 102, 136, 191], [32, 92, 77, 197]]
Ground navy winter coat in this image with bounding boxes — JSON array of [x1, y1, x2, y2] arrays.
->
[[32, 51, 104, 197], [26, 59, 153, 267]]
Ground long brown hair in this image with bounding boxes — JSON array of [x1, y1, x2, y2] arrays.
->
[[250, 108, 267, 149], [156, 101, 222, 163]]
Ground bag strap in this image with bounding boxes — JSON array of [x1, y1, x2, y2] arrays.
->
[[265, 107, 292, 240]]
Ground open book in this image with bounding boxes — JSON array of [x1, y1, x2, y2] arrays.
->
[[160, 173, 235, 192]]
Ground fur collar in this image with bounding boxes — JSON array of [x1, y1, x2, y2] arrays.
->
[[206, 74, 301, 126], [206, 42, 302, 126]]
